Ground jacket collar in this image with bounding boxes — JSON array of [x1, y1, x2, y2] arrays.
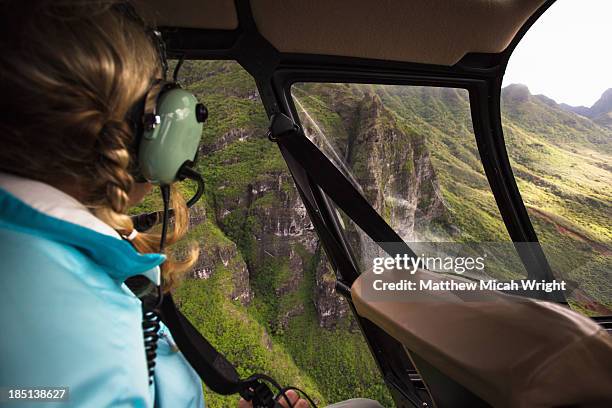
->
[[0, 172, 165, 282]]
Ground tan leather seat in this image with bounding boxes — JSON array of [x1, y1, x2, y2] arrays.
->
[[352, 267, 612, 408]]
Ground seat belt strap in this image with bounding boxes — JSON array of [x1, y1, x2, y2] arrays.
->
[[158, 294, 285, 407], [158, 293, 244, 395], [269, 112, 415, 259]]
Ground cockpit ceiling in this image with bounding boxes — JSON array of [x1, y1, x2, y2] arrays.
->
[[135, 0, 548, 65]]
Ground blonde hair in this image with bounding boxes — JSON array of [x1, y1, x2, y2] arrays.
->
[[0, 0, 198, 291]]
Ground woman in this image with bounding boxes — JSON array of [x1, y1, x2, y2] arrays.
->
[[0, 1, 312, 406]]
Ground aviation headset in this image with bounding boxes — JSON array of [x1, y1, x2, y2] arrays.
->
[[129, 28, 208, 191], [131, 78, 208, 186]]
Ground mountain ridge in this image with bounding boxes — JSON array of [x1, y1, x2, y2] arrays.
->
[[504, 83, 612, 129]]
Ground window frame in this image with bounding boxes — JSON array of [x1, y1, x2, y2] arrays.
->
[[272, 68, 559, 293]]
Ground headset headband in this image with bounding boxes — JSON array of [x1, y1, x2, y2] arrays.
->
[[111, 2, 169, 79]]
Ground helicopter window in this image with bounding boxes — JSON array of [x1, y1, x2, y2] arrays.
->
[[291, 83, 528, 279], [502, 1, 611, 316], [128, 60, 394, 405]]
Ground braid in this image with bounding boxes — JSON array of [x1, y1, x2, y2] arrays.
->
[[93, 119, 134, 214], [92, 118, 199, 292]]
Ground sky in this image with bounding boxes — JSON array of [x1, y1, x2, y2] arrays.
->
[[503, 0, 612, 107]]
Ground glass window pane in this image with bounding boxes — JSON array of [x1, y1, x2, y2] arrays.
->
[[292, 83, 527, 279], [502, 1, 612, 315]]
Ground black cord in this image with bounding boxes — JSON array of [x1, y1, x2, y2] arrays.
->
[[275, 387, 318, 408], [134, 185, 171, 387], [241, 373, 319, 408], [180, 166, 205, 208], [142, 310, 161, 384]]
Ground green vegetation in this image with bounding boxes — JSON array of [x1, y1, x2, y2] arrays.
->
[[501, 85, 611, 312], [246, 249, 393, 405], [142, 61, 609, 406], [174, 255, 324, 407]]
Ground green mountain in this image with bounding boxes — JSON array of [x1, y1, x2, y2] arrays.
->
[[501, 84, 611, 314], [133, 61, 611, 406]]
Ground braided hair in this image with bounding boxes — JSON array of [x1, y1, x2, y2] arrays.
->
[[0, 0, 198, 291]]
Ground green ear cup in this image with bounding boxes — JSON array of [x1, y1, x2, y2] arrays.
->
[[138, 87, 204, 185]]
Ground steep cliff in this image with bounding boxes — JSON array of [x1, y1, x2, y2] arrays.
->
[[293, 83, 456, 281]]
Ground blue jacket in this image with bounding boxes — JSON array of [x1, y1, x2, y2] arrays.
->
[[0, 175, 205, 407]]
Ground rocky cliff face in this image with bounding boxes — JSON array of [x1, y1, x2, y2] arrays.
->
[[186, 76, 451, 328], [295, 84, 451, 267], [211, 163, 326, 327], [281, 84, 453, 326], [314, 250, 350, 328], [346, 92, 449, 242], [248, 173, 317, 261], [174, 61, 326, 328], [187, 204, 253, 305]]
